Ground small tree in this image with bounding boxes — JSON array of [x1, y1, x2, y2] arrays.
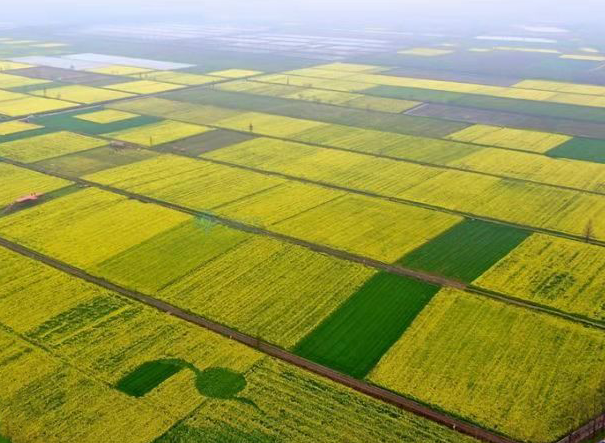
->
[[585, 219, 595, 242]]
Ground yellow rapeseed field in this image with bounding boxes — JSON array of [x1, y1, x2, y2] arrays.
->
[[30, 84, 134, 104], [0, 188, 189, 267], [215, 111, 326, 137], [253, 73, 375, 92], [369, 288, 605, 443], [0, 95, 75, 117], [474, 234, 605, 321], [104, 119, 212, 146], [0, 72, 50, 88], [398, 47, 454, 56], [0, 163, 71, 206], [0, 130, 107, 162], [208, 68, 263, 78], [160, 235, 375, 347], [178, 358, 479, 443], [446, 124, 571, 153], [74, 109, 140, 123], [561, 54, 605, 62], [216, 181, 345, 226], [105, 79, 184, 94], [272, 193, 462, 263], [0, 60, 32, 70], [0, 120, 41, 135], [133, 70, 221, 85], [87, 65, 153, 75], [85, 153, 284, 210], [514, 79, 605, 96]]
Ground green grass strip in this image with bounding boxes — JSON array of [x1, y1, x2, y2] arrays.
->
[[398, 219, 530, 283], [294, 272, 438, 378], [547, 137, 605, 164]]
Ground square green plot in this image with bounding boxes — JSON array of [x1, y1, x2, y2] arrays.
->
[[547, 137, 605, 164], [398, 219, 530, 282]]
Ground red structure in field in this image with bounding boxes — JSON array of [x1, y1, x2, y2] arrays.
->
[[14, 193, 41, 204]]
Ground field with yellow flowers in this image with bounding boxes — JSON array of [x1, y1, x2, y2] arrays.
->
[[4, 34, 605, 443]]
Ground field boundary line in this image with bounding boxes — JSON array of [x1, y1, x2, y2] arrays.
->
[[0, 237, 520, 443]]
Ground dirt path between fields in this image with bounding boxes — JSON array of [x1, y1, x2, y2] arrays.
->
[[0, 236, 519, 443]]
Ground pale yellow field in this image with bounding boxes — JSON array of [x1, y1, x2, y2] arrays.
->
[[446, 124, 571, 153], [30, 85, 133, 104], [105, 79, 184, 94], [85, 154, 285, 211], [0, 72, 49, 88], [0, 188, 189, 267], [216, 181, 345, 226], [30, 42, 68, 48], [74, 109, 140, 123], [475, 234, 605, 321], [449, 147, 605, 192], [253, 73, 374, 92], [87, 65, 152, 75], [0, 120, 41, 135], [0, 130, 107, 162], [215, 111, 326, 137], [0, 96, 75, 117], [313, 62, 388, 72], [104, 119, 212, 146], [369, 288, 605, 443], [513, 79, 605, 96], [0, 60, 32, 70], [561, 54, 605, 61], [494, 46, 561, 54], [398, 48, 454, 56], [208, 68, 263, 78], [0, 163, 71, 206], [134, 70, 221, 85]]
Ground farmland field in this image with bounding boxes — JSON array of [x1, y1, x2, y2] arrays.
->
[[369, 288, 605, 443], [4, 22, 605, 443]]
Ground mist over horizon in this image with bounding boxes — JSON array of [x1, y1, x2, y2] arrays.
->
[[3, 0, 604, 29]]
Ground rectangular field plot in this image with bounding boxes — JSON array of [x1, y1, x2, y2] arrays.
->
[[295, 272, 438, 378], [0, 131, 107, 162], [514, 79, 605, 95], [33, 146, 158, 176], [87, 65, 152, 75], [0, 96, 75, 117], [272, 194, 461, 262], [446, 124, 571, 153], [0, 120, 41, 135], [215, 181, 345, 227], [547, 137, 605, 163], [157, 358, 479, 443], [0, 163, 71, 207], [62, 53, 194, 70], [104, 120, 212, 147], [474, 234, 605, 322], [448, 147, 605, 193], [74, 109, 140, 124], [85, 154, 285, 210], [105, 80, 184, 94], [0, 72, 50, 88], [30, 85, 134, 104], [399, 219, 530, 282], [33, 109, 162, 135], [202, 137, 447, 197], [0, 188, 189, 267], [208, 69, 263, 78], [215, 111, 326, 138], [398, 48, 454, 56], [157, 235, 375, 347], [137, 71, 221, 85], [92, 220, 250, 293], [161, 129, 256, 156], [369, 288, 605, 443]]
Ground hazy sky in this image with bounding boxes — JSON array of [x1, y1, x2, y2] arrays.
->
[[5, 0, 604, 26]]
